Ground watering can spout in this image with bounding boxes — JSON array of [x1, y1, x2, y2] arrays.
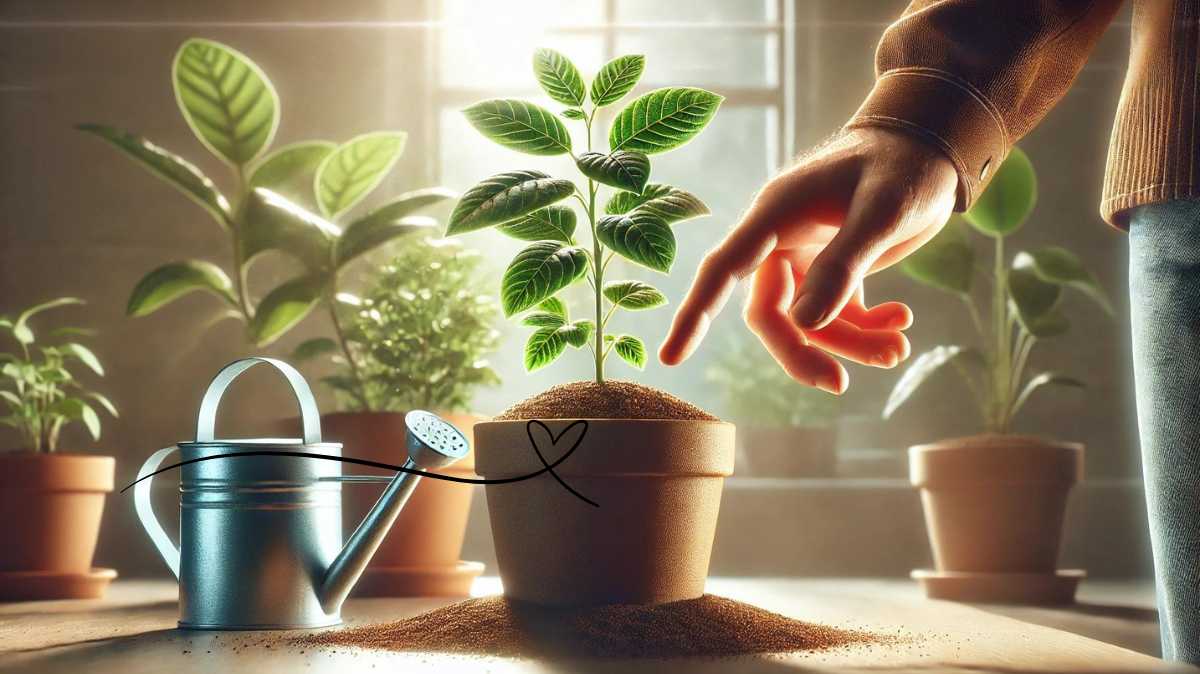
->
[[319, 411, 471, 614]]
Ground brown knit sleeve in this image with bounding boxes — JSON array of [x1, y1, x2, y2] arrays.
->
[[845, 0, 1123, 212]]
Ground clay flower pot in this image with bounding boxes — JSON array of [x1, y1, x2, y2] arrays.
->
[[909, 434, 1084, 604], [740, 426, 836, 477], [321, 411, 484, 597], [475, 419, 735, 606], [0, 452, 117, 600]]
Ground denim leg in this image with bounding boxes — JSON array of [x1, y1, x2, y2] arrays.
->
[[1129, 198, 1200, 663]]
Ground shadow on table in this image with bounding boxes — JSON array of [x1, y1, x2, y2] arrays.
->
[[975, 601, 1162, 659]]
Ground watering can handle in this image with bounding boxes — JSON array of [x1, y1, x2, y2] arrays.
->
[[196, 357, 322, 445], [134, 446, 181, 578]]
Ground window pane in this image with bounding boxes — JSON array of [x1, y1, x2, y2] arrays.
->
[[439, 31, 603, 89], [616, 0, 776, 23], [441, 0, 603, 25], [616, 31, 777, 88]]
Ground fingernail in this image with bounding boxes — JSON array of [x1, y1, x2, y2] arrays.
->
[[790, 293, 826, 328]]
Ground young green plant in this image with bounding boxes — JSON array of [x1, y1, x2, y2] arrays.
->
[[884, 147, 1113, 433], [445, 49, 722, 383]]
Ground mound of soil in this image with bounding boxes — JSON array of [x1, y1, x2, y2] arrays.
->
[[495, 380, 718, 421]]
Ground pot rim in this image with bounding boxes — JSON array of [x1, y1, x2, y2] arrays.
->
[[909, 434, 1083, 488], [0, 452, 115, 491]]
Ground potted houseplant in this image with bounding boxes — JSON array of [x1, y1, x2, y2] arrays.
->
[[446, 48, 732, 605], [884, 147, 1112, 604], [291, 236, 501, 597], [707, 334, 840, 477], [0, 298, 119, 600]]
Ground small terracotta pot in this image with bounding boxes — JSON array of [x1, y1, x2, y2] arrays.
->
[[0, 452, 116, 600], [320, 411, 483, 597], [740, 426, 836, 477], [475, 419, 735, 606]]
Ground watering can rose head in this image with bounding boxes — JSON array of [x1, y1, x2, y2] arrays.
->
[[444, 49, 722, 385]]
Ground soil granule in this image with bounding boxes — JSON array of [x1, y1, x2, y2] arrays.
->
[[495, 380, 718, 421], [297, 594, 890, 659]]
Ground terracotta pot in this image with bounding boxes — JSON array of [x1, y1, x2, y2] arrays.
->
[[320, 411, 483, 597], [740, 426, 836, 477], [475, 419, 735, 606], [0, 452, 116, 600]]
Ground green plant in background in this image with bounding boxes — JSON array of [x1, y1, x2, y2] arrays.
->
[[299, 237, 501, 412], [78, 38, 448, 350], [707, 333, 839, 429], [884, 147, 1113, 433], [445, 49, 722, 382], [0, 298, 117, 452]]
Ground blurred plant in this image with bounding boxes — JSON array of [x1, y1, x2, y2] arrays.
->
[[0, 298, 118, 452], [707, 333, 839, 428], [884, 147, 1113, 433], [78, 37, 448, 347], [298, 237, 501, 412], [445, 49, 722, 382]]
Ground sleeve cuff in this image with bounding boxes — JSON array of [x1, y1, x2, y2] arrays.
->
[[844, 68, 1010, 212]]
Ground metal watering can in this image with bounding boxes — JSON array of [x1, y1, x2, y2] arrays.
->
[[133, 357, 470, 629]]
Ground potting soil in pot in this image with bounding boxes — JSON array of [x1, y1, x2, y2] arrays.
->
[[495, 380, 719, 420], [296, 595, 892, 658]]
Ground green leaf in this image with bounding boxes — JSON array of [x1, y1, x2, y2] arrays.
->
[[240, 188, 340, 271], [964, 146, 1037, 237], [13, 298, 84, 346], [446, 170, 574, 235], [248, 274, 326, 346], [1012, 371, 1084, 418], [172, 38, 279, 166], [292, 337, 339, 362], [500, 242, 589, 317], [1015, 247, 1113, 315], [591, 54, 645, 107], [539, 297, 568, 318], [613, 335, 647, 370], [609, 87, 723, 154], [463, 99, 572, 156], [61, 343, 103, 376], [0, 390, 20, 410], [497, 205, 577, 243], [898, 217, 974, 294], [558, 319, 594, 348], [1007, 267, 1068, 337], [561, 108, 586, 120], [597, 211, 676, 273], [76, 124, 233, 229], [524, 327, 567, 372], [603, 280, 667, 310], [248, 141, 335, 200], [604, 183, 709, 223], [521, 311, 567, 328], [51, 398, 101, 441], [86, 392, 118, 418], [336, 215, 435, 269], [314, 131, 408, 219], [884, 345, 983, 418], [576, 151, 650, 193], [532, 48, 585, 107], [127, 261, 237, 317]]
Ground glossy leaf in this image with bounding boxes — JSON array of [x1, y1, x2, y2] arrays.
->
[[240, 188, 340, 271], [292, 337, 339, 362], [172, 38, 279, 166], [127, 261, 236, 317], [1015, 247, 1113, 315], [315, 132, 408, 219], [558, 319, 593, 348], [609, 87, 723, 154], [76, 124, 233, 229], [500, 242, 589, 316], [613, 335, 647, 369], [249, 274, 325, 346], [1007, 267, 1068, 337], [336, 215, 435, 268], [248, 141, 335, 202], [964, 146, 1037, 237], [604, 182, 708, 223], [497, 205, 577, 243], [446, 170, 574, 235], [883, 345, 983, 418], [899, 217, 974, 294], [1012, 371, 1084, 418], [539, 297, 568, 319], [561, 108, 586, 120], [603, 280, 667, 310], [532, 48, 585, 106], [524, 327, 566, 372], [521, 311, 567, 328], [61, 343, 103, 376], [597, 211, 676, 273], [576, 151, 650, 193], [463, 99, 572, 156], [591, 54, 645, 107]]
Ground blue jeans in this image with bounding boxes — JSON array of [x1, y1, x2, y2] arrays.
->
[[1129, 198, 1200, 663]]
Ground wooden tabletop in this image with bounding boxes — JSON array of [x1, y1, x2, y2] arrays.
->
[[0, 578, 1184, 673]]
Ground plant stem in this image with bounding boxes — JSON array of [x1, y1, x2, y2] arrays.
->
[[584, 109, 606, 384], [230, 165, 254, 323], [327, 292, 370, 411], [990, 234, 1010, 433]]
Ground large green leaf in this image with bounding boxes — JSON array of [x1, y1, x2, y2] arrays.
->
[[1007, 267, 1068, 337], [609, 87, 723, 154], [532, 48, 585, 107], [127, 261, 236, 317], [463, 99, 572, 156], [558, 319, 594, 348], [524, 327, 567, 372], [292, 336, 339, 362], [597, 211, 676, 273], [13, 298, 84, 345], [446, 170, 574, 235], [964, 146, 1037, 237], [335, 215, 435, 268], [603, 280, 667, 310], [521, 311, 567, 328], [497, 205, 577, 243], [501, 241, 589, 316], [1012, 371, 1084, 418], [898, 217, 975, 294], [883, 345, 983, 418], [613, 335, 647, 370], [604, 183, 709, 223], [315, 132, 408, 219], [76, 124, 233, 229], [248, 141, 335, 203], [239, 188, 340, 271], [172, 38, 279, 166], [1015, 247, 1113, 315], [249, 274, 325, 346], [539, 297, 568, 319], [576, 151, 650, 193], [591, 55, 645, 107]]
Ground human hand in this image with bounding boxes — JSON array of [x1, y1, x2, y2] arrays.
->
[[659, 127, 959, 394]]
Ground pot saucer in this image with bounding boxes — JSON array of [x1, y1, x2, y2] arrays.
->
[[912, 569, 1085, 605], [353, 561, 485, 598], [0, 567, 117, 602]]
